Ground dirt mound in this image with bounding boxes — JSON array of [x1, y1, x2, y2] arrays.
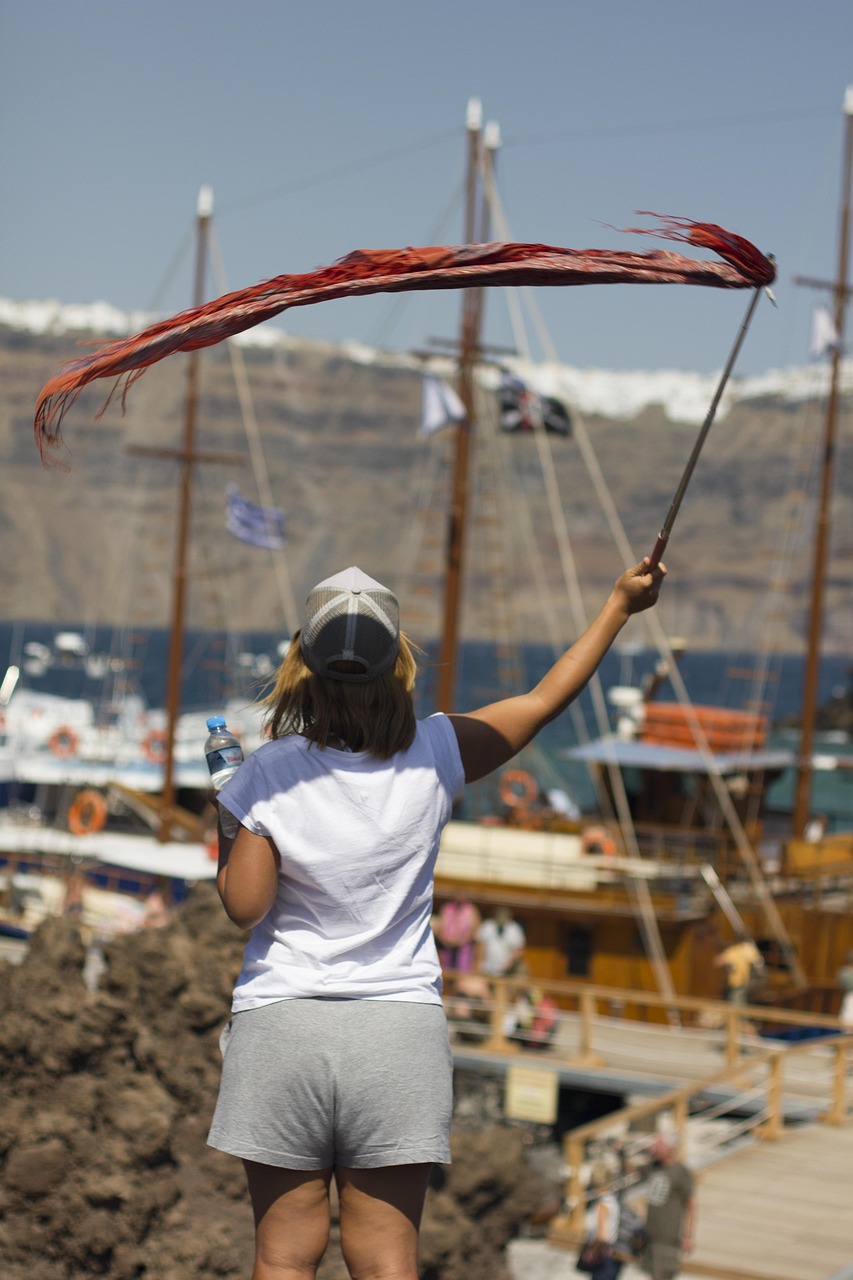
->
[[0, 886, 552, 1279]]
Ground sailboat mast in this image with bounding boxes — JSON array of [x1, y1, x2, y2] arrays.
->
[[158, 185, 213, 842], [792, 88, 853, 837], [435, 98, 486, 713]]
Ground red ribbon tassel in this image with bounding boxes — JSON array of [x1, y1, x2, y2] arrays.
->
[[33, 216, 775, 460]]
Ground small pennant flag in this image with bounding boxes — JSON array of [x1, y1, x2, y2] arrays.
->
[[421, 373, 466, 435], [226, 484, 286, 550], [810, 305, 839, 360]]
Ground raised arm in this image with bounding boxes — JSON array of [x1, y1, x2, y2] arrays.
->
[[449, 557, 665, 782]]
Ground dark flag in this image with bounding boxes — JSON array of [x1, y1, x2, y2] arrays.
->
[[498, 371, 571, 437]]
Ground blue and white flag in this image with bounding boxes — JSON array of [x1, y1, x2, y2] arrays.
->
[[421, 373, 466, 435], [226, 484, 286, 550]]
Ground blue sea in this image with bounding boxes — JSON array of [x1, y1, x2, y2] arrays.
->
[[2, 622, 851, 826]]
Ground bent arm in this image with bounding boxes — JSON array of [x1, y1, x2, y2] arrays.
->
[[216, 817, 280, 929], [450, 558, 665, 782]]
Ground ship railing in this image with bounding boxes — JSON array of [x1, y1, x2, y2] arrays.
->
[[444, 971, 851, 1065], [630, 821, 742, 874]]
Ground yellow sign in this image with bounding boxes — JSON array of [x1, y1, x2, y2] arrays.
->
[[505, 1065, 559, 1124]]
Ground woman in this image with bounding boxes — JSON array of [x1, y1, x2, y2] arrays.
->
[[208, 559, 664, 1280], [579, 1162, 624, 1280]]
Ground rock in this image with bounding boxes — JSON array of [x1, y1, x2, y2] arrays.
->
[[5, 1137, 69, 1196], [0, 885, 553, 1277]]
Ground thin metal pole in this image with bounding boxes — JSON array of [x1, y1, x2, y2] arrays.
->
[[158, 186, 212, 842]]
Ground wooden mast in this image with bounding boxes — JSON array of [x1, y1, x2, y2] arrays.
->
[[435, 98, 494, 713], [791, 87, 853, 837], [156, 185, 212, 842]]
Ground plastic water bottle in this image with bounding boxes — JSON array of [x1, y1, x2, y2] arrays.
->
[[205, 716, 243, 839], [205, 716, 244, 788]]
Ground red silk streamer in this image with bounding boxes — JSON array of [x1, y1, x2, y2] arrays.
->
[[34, 216, 775, 459]]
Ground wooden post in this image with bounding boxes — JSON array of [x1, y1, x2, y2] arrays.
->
[[725, 1008, 741, 1067], [674, 1095, 689, 1158], [566, 1132, 586, 1238], [759, 1052, 783, 1141], [482, 978, 517, 1053], [824, 1040, 848, 1126], [577, 989, 602, 1065]]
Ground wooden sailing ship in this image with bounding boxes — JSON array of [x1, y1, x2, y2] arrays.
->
[[429, 94, 853, 1017]]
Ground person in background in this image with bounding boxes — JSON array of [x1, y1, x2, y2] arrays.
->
[[713, 933, 763, 1006], [434, 892, 481, 973], [208, 557, 664, 1280], [803, 813, 828, 843], [142, 877, 172, 929], [476, 906, 526, 977], [578, 1161, 624, 1280], [640, 1135, 696, 1280], [508, 986, 558, 1049]]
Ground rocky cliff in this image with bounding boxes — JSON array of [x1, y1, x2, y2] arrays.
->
[[2, 325, 849, 653], [0, 896, 554, 1280]]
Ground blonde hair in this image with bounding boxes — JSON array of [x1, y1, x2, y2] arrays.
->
[[262, 630, 419, 758]]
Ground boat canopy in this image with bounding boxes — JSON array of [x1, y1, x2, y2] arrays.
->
[[563, 736, 795, 775]]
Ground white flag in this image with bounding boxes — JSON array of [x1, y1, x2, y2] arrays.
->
[[420, 373, 466, 435], [810, 305, 839, 360]]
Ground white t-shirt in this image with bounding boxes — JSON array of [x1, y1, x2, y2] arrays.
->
[[219, 713, 465, 1010], [584, 1191, 619, 1244], [476, 917, 526, 975]]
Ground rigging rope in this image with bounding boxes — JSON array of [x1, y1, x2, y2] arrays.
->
[[209, 229, 299, 635], [484, 187, 680, 1010], [506, 263, 806, 985]]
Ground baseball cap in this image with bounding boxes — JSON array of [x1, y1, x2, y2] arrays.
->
[[300, 566, 400, 683]]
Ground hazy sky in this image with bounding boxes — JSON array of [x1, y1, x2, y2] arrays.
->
[[2, 1, 852, 376]]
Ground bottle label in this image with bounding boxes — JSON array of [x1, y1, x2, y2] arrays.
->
[[206, 745, 243, 775]]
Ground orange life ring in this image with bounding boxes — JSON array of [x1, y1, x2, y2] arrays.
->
[[68, 789, 108, 836], [141, 730, 168, 764], [581, 826, 618, 858], [49, 726, 79, 758], [500, 769, 538, 809]]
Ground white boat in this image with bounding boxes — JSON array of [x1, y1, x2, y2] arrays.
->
[[0, 192, 275, 939]]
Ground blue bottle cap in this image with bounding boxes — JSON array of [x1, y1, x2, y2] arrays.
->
[[206, 716, 226, 730]]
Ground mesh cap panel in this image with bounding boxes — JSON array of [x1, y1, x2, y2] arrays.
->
[[301, 567, 400, 683]]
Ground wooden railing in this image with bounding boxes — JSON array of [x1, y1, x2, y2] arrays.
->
[[546, 1032, 849, 1247], [442, 973, 851, 1249], [444, 972, 850, 1057]]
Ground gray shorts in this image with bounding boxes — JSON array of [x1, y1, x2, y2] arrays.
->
[[207, 998, 453, 1170]]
